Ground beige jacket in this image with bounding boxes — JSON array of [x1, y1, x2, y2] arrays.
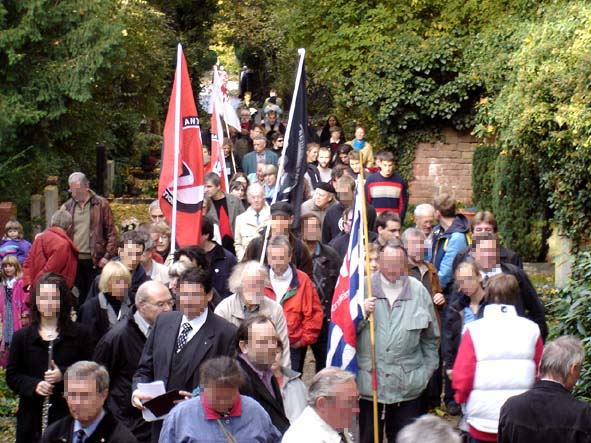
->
[[233, 204, 270, 260]]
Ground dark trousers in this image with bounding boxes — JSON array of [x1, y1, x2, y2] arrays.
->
[[468, 436, 492, 443], [359, 397, 422, 443], [308, 319, 328, 373], [74, 258, 98, 308], [290, 347, 306, 373]]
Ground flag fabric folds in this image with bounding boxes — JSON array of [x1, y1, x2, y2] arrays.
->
[[206, 66, 228, 192], [326, 176, 365, 373], [158, 44, 204, 248]]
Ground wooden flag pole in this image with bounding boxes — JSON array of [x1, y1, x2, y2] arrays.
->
[[357, 152, 379, 443]]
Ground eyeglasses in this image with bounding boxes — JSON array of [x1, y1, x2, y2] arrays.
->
[[277, 139, 284, 142], [145, 299, 175, 309]]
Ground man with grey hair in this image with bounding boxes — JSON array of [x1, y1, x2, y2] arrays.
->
[[234, 182, 270, 260], [41, 361, 138, 443], [93, 281, 173, 442], [498, 335, 591, 443], [147, 200, 164, 224], [215, 260, 291, 367], [414, 202, 435, 259], [396, 414, 461, 443], [242, 134, 278, 175], [282, 367, 359, 442], [61, 171, 118, 307], [23, 209, 79, 290]]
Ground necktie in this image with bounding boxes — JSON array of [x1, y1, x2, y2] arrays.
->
[[176, 322, 193, 353], [255, 212, 260, 225], [74, 429, 86, 443]]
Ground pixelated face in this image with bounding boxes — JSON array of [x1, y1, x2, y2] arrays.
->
[[253, 138, 267, 153], [323, 379, 359, 431], [140, 289, 174, 325], [318, 150, 331, 168], [314, 188, 333, 209], [270, 215, 291, 235], [267, 245, 290, 276], [240, 272, 265, 306], [307, 146, 319, 163], [65, 377, 107, 428], [119, 241, 144, 271], [150, 208, 165, 224], [369, 251, 379, 273], [301, 217, 321, 242], [378, 221, 401, 243], [349, 159, 360, 173], [2, 262, 16, 277], [473, 222, 495, 235], [245, 321, 278, 369], [68, 180, 90, 204], [204, 383, 239, 414], [36, 283, 60, 318], [405, 235, 425, 262], [455, 263, 482, 297], [108, 277, 129, 299], [335, 181, 354, 205], [6, 228, 19, 240], [354, 127, 365, 140], [415, 214, 435, 236], [178, 282, 211, 319], [380, 160, 394, 177], [205, 180, 221, 199], [473, 239, 499, 271], [379, 247, 406, 283], [247, 189, 265, 211]]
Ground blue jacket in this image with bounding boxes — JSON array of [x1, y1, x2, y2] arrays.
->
[[242, 149, 278, 175], [431, 214, 470, 291]]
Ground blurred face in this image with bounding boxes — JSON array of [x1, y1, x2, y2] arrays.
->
[[231, 186, 245, 200], [240, 110, 251, 123], [319, 380, 359, 432], [339, 153, 350, 164], [330, 130, 341, 141], [268, 113, 277, 125], [302, 217, 322, 243], [65, 377, 107, 428], [264, 172, 277, 187], [253, 138, 267, 154], [415, 213, 435, 236], [223, 144, 231, 157], [328, 116, 337, 126], [369, 251, 379, 273], [37, 283, 61, 318], [343, 212, 353, 234], [108, 277, 129, 299], [349, 159, 360, 173], [151, 232, 170, 253], [405, 235, 426, 263], [69, 180, 90, 205], [204, 383, 239, 414], [202, 147, 210, 165], [379, 247, 406, 283], [256, 163, 266, 180], [318, 150, 331, 168], [378, 220, 401, 243], [248, 190, 265, 212], [240, 271, 266, 306], [205, 180, 222, 199], [178, 254, 196, 268], [178, 282, 211, 319], [473, 222, 495, 235], [150, 208, 165, 224], [455, 264, 483, 297], [2, 262, 16, 278], [274, 137, 284, 149], [335, 181, 354, 207], [314, 189, 333, 209], [270, 215, 291, 235], [251, 126, 263, 138], [138, 287, 174, 325], [355, 127, 365, 140], [119, 242, 144, 271], [473, 239, 499, 271], [6, 228, 19, 240], [241, 321, 278, 369], [307, 146, 319, 163], [380, 160, 394, 178], [267, 245, 290, 276]]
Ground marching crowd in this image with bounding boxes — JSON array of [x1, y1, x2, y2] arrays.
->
[[1, 101, 591, 443]]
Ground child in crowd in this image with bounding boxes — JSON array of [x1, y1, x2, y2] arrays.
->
[[0, 220, 31, 265], [0, 255, 29, 367]]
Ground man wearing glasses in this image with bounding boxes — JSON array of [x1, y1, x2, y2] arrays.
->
[[93, 281, 173, 443]]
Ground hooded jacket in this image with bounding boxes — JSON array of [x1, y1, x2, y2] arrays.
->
[[431, 214, 470, 291]]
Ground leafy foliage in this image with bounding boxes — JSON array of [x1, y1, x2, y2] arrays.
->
[[471, 145, 498, 212]]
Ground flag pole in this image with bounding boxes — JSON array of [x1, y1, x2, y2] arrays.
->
[[170, 43, 182, 257], [259, 48, 306, 265], [215, 64, 237, 182], [357, 151, 379, 443]]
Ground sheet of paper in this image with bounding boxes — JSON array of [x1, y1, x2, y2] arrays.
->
[[138, 380, 166, 422]]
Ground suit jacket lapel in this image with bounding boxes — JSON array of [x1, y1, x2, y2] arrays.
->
[[181, 314, 215, 388], [157, 313, 182, 387]]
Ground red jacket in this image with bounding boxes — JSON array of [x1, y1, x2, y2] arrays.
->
[[264, 265, 323, 347], [23, 227, 79, 289]]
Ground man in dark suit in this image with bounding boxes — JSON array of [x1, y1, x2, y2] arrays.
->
[[131, 268, 237, 443], [42, 361, 138, 443], [242, 134, 279, 175], [93, 280, 174, 443], [236, 314, 290, 434]]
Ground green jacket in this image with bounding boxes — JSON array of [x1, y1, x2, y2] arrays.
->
[[357, 274, 440, 404]]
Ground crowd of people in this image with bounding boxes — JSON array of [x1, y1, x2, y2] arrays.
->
[[1, 104, 591, 443]]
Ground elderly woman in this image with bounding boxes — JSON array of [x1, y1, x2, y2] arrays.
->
[[150, 221, 172, 266], [160, 356, 281, 443]]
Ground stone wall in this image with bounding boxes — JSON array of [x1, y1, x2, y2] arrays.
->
[[409, 127, 479, 205]]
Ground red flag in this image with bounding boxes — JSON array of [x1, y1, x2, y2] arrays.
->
[[158, 44, 204, 248], [205, 67, 228, 191]]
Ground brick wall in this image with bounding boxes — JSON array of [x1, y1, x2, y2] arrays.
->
[[409, 127, 479, 205]]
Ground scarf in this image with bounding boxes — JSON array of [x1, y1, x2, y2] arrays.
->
[[352, 139, 366, 150]]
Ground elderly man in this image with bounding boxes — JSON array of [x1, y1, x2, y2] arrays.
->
[[61, 172, 118, 307], [41, 361, 138, 443], [301, 182, 338, 226], [282, 367, 359, 443], [214, 260, 291, 368], [93, 281, 173, 443], [499, 335, 591, 443], [243, 135, 279, 175], [413, 203, 435, 257], [265, 235, 323, 373], [147, 200, 165, 224], [233, 182, 270, 260], [23, 209, 79, 290], [360, 239, 440, 443], [397, 414, 461, 443], [160, 356, 281, 443], [236, 315, 290, 434]]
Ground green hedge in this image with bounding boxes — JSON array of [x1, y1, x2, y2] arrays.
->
[[472, 145, 498, 212]]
